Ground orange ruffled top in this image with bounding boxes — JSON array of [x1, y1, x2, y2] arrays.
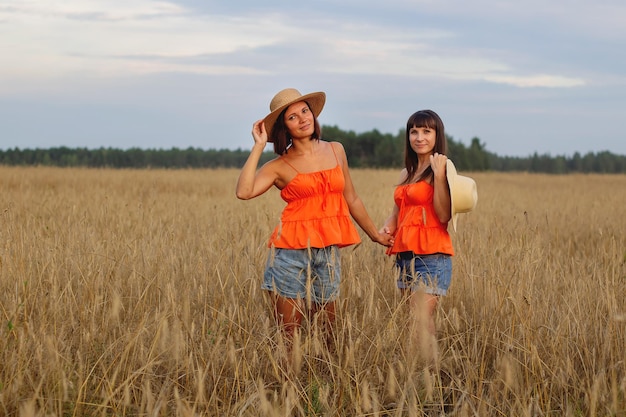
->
[[268, 163, 361, 249], [387, 181, 454, 256]]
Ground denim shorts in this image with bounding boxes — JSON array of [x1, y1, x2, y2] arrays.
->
[[395, 252, 452, 296], [262, 246, 341, 304]]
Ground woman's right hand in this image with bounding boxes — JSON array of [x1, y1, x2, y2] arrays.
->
[[252, 119, 269, 147]]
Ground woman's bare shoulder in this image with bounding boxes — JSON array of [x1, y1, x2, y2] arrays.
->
[[397, 168, 409, 184]]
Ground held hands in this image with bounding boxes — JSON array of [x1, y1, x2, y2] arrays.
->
[[430, 152, 448, 180], [375, 226, 395, 247], [251, 119, 269, 147]]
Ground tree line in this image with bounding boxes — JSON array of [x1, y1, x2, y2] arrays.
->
[[1, 125, 625, 173]]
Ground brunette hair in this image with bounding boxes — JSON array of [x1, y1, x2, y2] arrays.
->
[[401, 110, 447, 185], [270, 101, 322, 155]]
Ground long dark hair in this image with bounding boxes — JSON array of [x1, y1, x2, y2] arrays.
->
[[270, 101, 322, 155], [401, 109, 447, 185]]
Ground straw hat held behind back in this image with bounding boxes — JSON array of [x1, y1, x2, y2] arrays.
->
[[446, 159, 478, 231], [263, 88, 326, 142]]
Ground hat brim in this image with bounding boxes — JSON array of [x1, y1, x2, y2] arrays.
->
[[446, 159, 478, 232], [446, 160, 458, 231], [263, 92, 326, 142]]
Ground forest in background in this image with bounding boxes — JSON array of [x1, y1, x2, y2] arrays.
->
[[1, 125, 625, 173]]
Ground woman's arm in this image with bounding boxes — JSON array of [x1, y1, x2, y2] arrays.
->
[[430, 153, 452, 224], [380, 169, 406, 236], [236, 120, 278, 200], [381, 204, 399, 236], [334, 142, 392, 246]]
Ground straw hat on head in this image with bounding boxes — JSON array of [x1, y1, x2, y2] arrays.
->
[[263, 88, 326, 142], [446, 159, 478, 231]]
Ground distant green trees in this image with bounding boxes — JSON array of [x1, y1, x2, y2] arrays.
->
[[1, 126, 625, 173], [488, 150, 626, 173], [323, 126, 404, 168], [0, 146, 272, 169]]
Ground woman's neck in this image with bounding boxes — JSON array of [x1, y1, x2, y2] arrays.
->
[[288, 137, 317, 156], [417, 154, 431, 170]]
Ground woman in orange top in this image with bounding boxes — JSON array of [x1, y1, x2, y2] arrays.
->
[[236, 88, 392, 348], [381, 109, 453, 363]]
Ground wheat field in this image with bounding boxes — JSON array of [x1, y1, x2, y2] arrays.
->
[[0, 166, 624, 417]]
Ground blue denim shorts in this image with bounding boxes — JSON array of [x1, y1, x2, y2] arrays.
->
[[395, 252, 452, 296], [262, 246, 341, 304]]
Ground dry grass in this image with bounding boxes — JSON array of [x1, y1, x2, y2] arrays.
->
[[0, 166, 624, 416]]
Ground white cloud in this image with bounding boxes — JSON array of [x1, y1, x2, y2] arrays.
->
[[0, 0, 593, 91], [0, 1, 283, 82], [485, 74, 586, 88]]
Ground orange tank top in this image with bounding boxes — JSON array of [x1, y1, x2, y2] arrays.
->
[[268, 145, 361, 249], [387, 181, 454, 256]]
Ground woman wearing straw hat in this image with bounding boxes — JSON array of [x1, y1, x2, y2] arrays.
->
[[380, 109, 476, 363], [236, 88, 393, 350]]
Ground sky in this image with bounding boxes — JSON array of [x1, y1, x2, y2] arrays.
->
[[1, 0, 625, 157]]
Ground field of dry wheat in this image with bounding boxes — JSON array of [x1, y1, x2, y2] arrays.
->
[[0, 166, 625, 416]]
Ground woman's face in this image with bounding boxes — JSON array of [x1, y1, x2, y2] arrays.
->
[[409, 125, 436, 156], [283, 101, 315, 139]]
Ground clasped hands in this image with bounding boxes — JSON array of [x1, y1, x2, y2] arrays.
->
[[375, 227, 394, 247]]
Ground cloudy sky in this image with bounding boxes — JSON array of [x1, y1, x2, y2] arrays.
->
[[1, 0, 625, 157]]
